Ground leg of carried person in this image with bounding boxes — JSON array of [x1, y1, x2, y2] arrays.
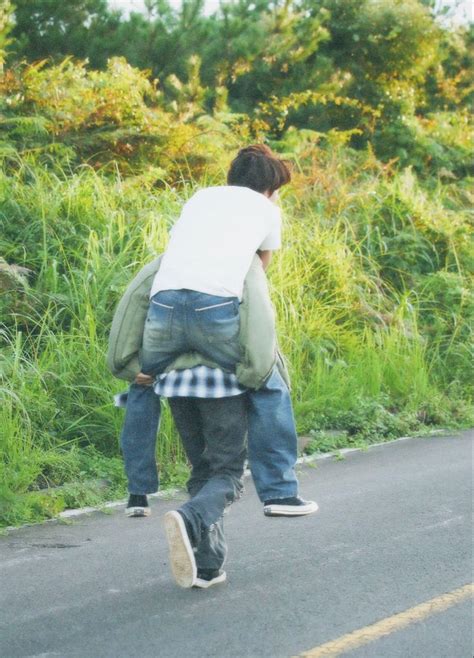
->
[[247, 367, 318, 517], [165, 395, 247, 588], [120, 383, 161, 516], [119, 366, 317, 521]]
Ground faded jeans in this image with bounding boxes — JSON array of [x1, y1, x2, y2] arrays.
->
[[120, 367, 298, 502], [168, 395, 247, 570], [141, 289, 242, 376]]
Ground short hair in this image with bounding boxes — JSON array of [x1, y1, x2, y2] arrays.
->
[[227, 144, 291, 195]]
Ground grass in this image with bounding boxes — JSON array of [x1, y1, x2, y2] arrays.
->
[[0, 147, 472, 527]]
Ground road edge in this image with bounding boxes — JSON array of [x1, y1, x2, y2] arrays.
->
[[4, 429, 467, 532], [57, 429, 455, 518]]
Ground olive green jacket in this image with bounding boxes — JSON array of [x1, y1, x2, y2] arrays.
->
[[106, 254, 289, 389]]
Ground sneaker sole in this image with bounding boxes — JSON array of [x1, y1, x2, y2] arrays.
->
[[263, 502, 319, 517], [125, 507, 151, 517], [193, 572, 227, 589], [164, 511, 197, 588]]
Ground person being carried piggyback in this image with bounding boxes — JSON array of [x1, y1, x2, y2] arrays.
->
[[113, 145, 318, 589]]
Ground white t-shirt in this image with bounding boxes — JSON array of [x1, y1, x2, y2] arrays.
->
[[150, 186, 281, 299]]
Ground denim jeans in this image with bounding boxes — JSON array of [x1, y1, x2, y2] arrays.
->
[[247, 367, 298, 501], [141, 290, 242, 376], [120, 367, 298, 501], [168, 396, 247, 570], [120, 383, 161, 495]]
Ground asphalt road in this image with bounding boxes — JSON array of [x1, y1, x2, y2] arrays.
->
[[1, 431, 472, 658]]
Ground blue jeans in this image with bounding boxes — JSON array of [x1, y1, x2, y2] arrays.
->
[[247, 367, 299, 501], [120, 367, 298, 503], [141, 290, 242, 376]]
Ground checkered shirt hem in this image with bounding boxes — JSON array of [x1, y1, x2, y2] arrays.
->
[[154, 365, 246, 398]]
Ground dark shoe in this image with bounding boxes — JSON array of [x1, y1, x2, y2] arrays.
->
[[164, 511, 197, 588], [193, 569, 227, 589], [125, 494, 150, 517], [263, 496, 319, 517]]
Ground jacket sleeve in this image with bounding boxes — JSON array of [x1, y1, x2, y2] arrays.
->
[[106, 256, 221, 382], [236, 255, 291, 390], [236, 256, 277, 389], [106, 257, 162, 381]]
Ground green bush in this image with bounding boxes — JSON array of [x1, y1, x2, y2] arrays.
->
[[0, 28, 472, 525]]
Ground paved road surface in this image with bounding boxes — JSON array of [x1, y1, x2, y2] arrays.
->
[[1, 431, 472, 658]]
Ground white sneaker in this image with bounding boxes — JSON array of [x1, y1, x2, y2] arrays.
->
[[164, 511, 197, 588]]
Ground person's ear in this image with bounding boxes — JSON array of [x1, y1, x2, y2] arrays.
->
[[269, 190, 279, 203]]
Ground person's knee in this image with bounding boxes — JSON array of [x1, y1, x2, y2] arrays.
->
[[208, 457, 245, 481]]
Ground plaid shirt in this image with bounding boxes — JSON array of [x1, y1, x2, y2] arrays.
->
[[154, 366, 246, 398], [114, 366, 246, 407]]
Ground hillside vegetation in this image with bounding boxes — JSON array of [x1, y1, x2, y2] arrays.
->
[[0, 0, 472, 526]]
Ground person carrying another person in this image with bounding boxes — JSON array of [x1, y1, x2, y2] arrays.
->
[[109, 145, 318, 588]]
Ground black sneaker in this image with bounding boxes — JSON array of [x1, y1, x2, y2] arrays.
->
[[164, 511, 197, 588], [263, 496, 319, 517], [193, 569, 227, 589], [125, 494, 150, 517]]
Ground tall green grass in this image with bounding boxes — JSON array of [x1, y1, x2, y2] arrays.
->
[[1, 150, 472, 526]]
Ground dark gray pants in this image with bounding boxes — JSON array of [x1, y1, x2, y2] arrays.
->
[[168, 395, 248, 571]]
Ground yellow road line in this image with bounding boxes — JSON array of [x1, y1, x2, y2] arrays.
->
[[296, 583, 474, 658]]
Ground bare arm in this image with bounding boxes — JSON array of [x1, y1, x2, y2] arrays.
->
[[257, 249, 273, 270]]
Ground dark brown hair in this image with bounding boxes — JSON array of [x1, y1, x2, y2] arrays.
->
[[227, 144, 291, 194]]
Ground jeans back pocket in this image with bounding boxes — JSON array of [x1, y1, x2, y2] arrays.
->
[[194, 299, 239, 343], [146, 298, 174, 341]]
